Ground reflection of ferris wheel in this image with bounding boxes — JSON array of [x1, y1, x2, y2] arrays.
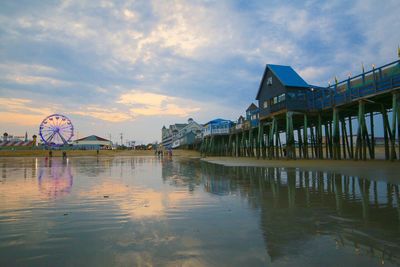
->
[[39, 114, 74, 146]]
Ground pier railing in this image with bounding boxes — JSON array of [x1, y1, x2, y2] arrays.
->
[[309, 60, 400, 110]]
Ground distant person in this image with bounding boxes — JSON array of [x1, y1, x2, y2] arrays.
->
[[168, 148, 172, 157], [49, 150, 53, 158], [96, 149, 99, 156], [62, 151, 67, 159]]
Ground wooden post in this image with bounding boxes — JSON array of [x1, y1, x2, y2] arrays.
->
[[317, 114, 323, 159], [286, 112, 295, 159], [257, 122, 263, 159], [391, 93, 398, 160], [355, 101, 363, 160], [381, 106, 390, 160], [328, 121, 333, 158], [269, 118, 275, 159], [341, 119, 347, 159], [262, 124, 267, 159], [343, 118, 352, 158], [370, 112, 375, 159], [332, 108, 340, 160], [297, 127, 303, 159], [303, 114, 308, 159], [310, 126, 315, 159], [324, 124, 330, 159], [348, 116, 354, 159]]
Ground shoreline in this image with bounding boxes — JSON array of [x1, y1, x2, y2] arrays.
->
[[201, 156, 400, 183], [0, 149, 200, 158]]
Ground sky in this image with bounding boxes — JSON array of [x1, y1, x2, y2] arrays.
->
[[0, 0, 399, 144]]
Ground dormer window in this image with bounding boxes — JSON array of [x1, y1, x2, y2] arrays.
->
[[267, 77, 272, 86]]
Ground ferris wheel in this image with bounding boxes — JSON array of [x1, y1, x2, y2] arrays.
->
[[39, 114, 74, 147]]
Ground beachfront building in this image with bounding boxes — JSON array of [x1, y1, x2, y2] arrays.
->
[[202, 118, 234, 137], [162, 123, 186, 149], [246, 103, 260, 127], [0, 133, 36, 150], [162, 118, 203, 149], [72, 135, 112, 150], [235, 115, 247, 131], [255, 64, 312, 118]]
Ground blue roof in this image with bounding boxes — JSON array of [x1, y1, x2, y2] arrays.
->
[[205, 118, 233, 125], [267, 64, 309, 88], [256, 64, 309, 100]]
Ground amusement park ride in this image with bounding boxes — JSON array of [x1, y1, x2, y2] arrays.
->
[[39, 114, 74, 147]]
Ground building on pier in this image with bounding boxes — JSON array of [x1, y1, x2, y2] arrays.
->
[[202, 118, 234, 137], [256, 64, 313, 118], [235, 115, 248, 131], [246, 103, 260, 127]]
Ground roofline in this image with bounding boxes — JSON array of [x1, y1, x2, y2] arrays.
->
[[256, 65, 310, 100], [75, 135, 110, 142]]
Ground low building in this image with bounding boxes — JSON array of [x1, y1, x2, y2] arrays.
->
[[246, 103, 260, 127], [162, 123, 187, 149], [163, 118, 203, 149], [72, 135, 112, 150], [0, 132, 36, 150], [202, 118, 234, 137]]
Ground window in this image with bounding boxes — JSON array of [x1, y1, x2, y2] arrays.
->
[[278, 93, 286, 102], [267, 77, 273, 86], [263, 100, 268, 108]]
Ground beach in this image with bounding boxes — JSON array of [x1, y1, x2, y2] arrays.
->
[[0, 149, 201, 158]]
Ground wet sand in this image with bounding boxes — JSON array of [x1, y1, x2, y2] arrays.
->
[[202, 157, 400, 183]]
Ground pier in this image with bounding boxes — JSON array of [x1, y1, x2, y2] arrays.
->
[[201, 59, 400, 160]]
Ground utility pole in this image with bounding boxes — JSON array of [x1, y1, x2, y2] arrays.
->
[[120, 133, 123, 147]]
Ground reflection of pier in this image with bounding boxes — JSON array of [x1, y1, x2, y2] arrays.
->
[[161, 159, 202, 192], [201, 163, 400, 265]]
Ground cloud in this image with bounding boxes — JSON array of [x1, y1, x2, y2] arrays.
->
[[71, 106, 135, 122], [4, 74, 70, 86], [118, 90, 200, 117], [0, 97, 56, 126]]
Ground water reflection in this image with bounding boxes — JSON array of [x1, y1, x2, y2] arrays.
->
[[38, 159, 73, 199], [0, 157, 399, 266], [197, 163, 400, 266]]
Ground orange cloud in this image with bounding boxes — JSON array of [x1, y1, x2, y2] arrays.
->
[[118, 90, 200, 117]]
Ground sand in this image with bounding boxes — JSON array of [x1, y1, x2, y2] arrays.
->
[[0, 149, 201, 158]]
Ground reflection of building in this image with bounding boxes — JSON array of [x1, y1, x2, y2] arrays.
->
[[38, 159, 73, 199], [73, 135, 112, 150], [200, 162, 400, 265]]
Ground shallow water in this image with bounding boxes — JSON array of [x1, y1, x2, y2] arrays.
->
[[0, 156, 399, 266]]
